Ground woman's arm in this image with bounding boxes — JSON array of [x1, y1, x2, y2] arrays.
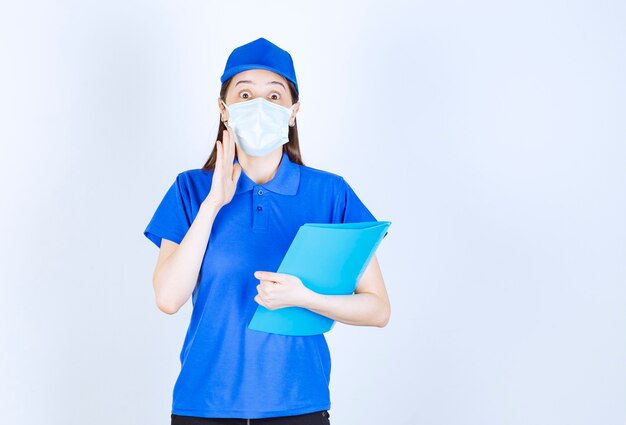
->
[[152, 200, 221, 314], [302, 254, 391, 327], [152, 126, 240, 314]]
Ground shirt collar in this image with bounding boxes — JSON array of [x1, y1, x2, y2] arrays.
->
[[234, 151, 300, 196]]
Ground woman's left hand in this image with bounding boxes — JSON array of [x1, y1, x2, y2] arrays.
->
[[253, 271, 313, 310]]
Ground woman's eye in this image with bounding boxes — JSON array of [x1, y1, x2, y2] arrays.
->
[[238, 91, 279, 101]]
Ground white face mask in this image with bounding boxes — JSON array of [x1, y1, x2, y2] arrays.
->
[[221, 97, 296, 157]]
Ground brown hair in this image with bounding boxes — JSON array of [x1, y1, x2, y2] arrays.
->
[[201, 77, 305, 170]]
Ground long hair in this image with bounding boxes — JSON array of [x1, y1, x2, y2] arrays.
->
[[202, 77, 304, 170]]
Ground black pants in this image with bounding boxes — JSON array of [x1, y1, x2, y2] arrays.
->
[[171, 409, 330, 425]]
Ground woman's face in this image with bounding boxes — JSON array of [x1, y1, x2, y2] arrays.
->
[[218, 68, 300, 126]]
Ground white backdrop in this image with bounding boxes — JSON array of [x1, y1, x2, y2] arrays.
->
[[1, 1, 625, 424]]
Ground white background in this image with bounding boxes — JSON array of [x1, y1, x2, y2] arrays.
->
[[1, 1, 625, 424]]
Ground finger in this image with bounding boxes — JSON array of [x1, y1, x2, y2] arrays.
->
[[255, 271, 286, 283], [222, 129, 230, 162], [222, 128, 231, 161], [215, 140, 222, 170], [224, 136, 233, 178], [232, 162, 242, 183], [225, 129, 235, 173], [222, 127, 230, 160], [261, 279, 279, 287], [227, 126, 236, 157]]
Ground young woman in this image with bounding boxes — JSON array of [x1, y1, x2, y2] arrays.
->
[[144, 37, 391, 425]]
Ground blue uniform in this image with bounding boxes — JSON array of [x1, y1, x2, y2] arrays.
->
[[143, 151, 377, 419]]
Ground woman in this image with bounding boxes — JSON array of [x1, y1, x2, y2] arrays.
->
[[144, 37, 391, 425]]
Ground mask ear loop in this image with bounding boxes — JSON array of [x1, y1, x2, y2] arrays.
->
[[288, 103, 297, 127], [220, 98, 229, 126]]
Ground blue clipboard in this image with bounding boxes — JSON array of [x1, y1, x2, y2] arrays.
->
[[247, 220, 391, 336]]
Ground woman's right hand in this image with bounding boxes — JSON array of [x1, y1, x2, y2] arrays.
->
[[205, 125, 242, 209]]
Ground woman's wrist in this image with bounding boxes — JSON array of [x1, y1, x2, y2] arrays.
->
[[300, 288, 322, 310], [201, 196, 222, 215]]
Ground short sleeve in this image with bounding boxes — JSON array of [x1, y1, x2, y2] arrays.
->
[[143, 173, 192, 248], [335, 176, 378, 223]]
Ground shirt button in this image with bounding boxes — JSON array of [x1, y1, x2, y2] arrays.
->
[[257, 189, 264, 195], [257, 205, 263, 211]]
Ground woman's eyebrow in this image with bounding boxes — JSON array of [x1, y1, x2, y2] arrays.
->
[[235, 80, 286, 91]]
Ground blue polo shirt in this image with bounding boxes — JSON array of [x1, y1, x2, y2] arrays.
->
[[143, 151, 378, 419]]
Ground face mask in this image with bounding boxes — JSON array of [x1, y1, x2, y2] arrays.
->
[[221, 97, 296, 157]]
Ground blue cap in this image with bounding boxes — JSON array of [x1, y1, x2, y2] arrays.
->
[[220, 37, 299, 95]]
